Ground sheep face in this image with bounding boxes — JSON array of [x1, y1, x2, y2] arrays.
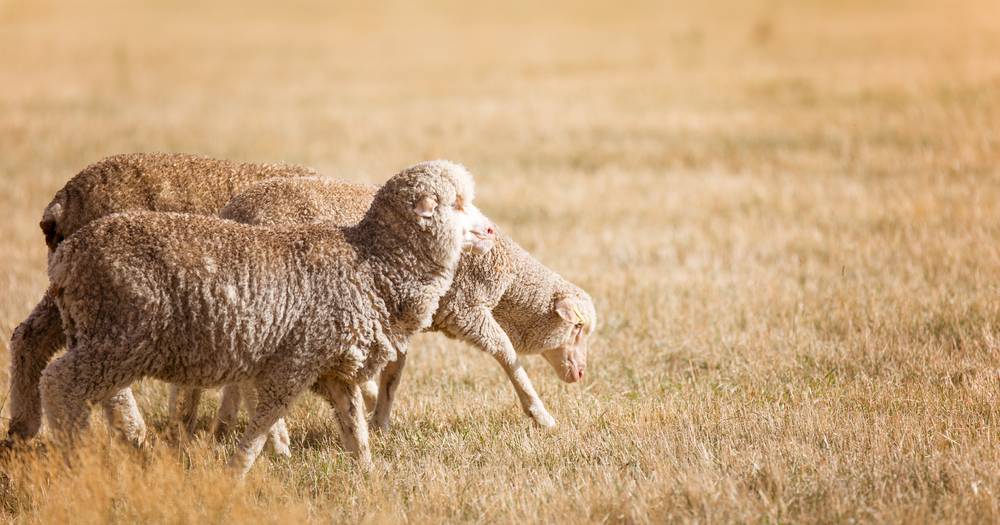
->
[[451, 201, 495, 254], [433, 162, 494, 254], [401, 161, 495, 255], [539, 292, 597, 383]]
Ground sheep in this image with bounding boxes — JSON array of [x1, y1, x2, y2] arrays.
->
[[39, 161, 494, 475], [171, 176, 596, 445], [7, 152, 316, 442]]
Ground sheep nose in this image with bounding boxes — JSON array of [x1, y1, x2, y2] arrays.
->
[[471, 222, 494, 239], [577, 368, 584, 381]]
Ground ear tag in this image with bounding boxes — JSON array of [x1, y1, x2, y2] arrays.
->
[[571, 304, 586, 326]]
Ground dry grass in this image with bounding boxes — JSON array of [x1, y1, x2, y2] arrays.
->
[[2, 0, 1000, 522]]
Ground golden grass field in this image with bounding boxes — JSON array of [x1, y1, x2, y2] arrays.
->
[[1, 0, 999, 522]]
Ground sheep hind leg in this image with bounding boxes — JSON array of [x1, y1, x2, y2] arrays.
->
[[41, 343, 141, 450], [315, 375, 372, 470], [8, 293, 65, 441]]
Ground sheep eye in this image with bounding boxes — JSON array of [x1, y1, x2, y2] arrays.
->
[[574, 322, 584, 330]]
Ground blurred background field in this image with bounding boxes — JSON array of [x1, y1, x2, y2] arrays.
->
[[1, 0, 999, 523]]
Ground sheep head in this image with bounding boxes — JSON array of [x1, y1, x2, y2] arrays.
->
[[375, 160, 495, 260], [540, 291, 597, 383]]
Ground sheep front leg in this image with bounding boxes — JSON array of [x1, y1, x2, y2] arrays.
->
[[268, 418, 291, 457], [229, 378, 302, 477], [102, 387, 147, 447], [314, 375, 372, 470], [497, 357, 556, 428], [237, 382, 291, 457], [460, 308, 556, 428], [360, 380, 378, 412], [212, 383, 243, 439], [371, 351, 407, 432]]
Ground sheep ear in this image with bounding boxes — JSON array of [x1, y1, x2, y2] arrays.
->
[[414, 195, 437, 218], [554, 296, 577, 323]]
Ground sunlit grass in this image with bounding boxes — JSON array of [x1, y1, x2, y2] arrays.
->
[[1, 0, 999, 522]]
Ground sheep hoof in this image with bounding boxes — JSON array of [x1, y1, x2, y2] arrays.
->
[[532, 411, 557, 429], [369, 418, 389, 434]]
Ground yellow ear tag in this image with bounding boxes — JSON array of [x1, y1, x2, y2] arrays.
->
[[571, 304, 586, 326]]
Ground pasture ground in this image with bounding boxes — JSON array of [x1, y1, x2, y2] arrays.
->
[[1, 1, 998, 522]]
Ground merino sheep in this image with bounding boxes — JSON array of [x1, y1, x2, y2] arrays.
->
[[7, 153, 316, 441], [172, 176, 596, 444], [40, 161, 494, 474]]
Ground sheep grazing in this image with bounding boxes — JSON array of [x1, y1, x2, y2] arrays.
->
[[172, 176, 596, 443], [7, 153, 316, 442], [40, 161, 494, 475]]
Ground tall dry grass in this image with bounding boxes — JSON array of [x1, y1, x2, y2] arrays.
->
[[1, 0, 999, 522]]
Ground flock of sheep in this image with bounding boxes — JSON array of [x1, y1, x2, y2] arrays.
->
[[5, 153, 597, 475]]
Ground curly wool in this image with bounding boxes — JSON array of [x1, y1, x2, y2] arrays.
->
[[40, 161, 478, 474], [40, 152, 317, 250], [7, 153, 315, 441], [200, 176, 596, 435]]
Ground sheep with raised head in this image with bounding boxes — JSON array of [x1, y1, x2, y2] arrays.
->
[[39, 161, 494, 474], [173, 176, 595, 444], [7, 153, 316, 442]]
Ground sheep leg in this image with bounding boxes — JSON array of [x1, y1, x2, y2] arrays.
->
[[238, 382, 291, 457], [228, 377, 303, 477], [8, 293, 65, 440], [371, 352, 407, 432], [40, 343, 140, 449], [101, 387, 147, 447], [167, 385, 202, 440], [212, 383, 243, 439], [269, 417, 291, 457], [361, 379, 378, 413], [314, 375, 372, 470], [460, 308, 557, 428], [493, 356, 556, 428]]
